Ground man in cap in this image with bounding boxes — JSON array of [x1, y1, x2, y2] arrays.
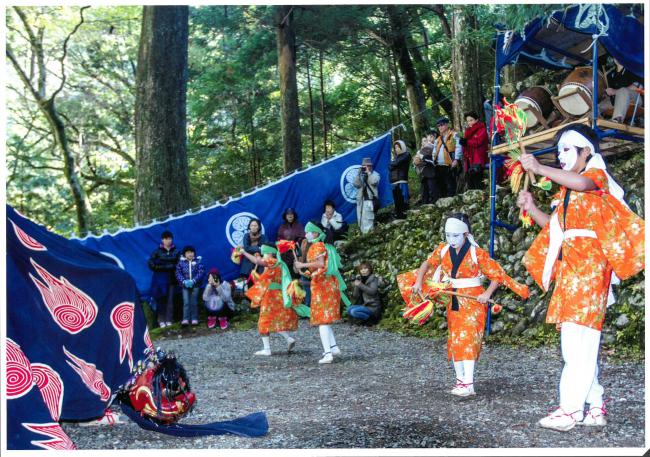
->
[[352, 157, 381, 234], [432, 117, 463, 199]]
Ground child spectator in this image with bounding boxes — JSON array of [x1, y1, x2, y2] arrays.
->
[[176, 245, 205, 326], [203, 268, 236, 329], [147, 230, 180, 328]]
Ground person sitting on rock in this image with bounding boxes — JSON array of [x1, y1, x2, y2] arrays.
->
[[348, 262, 382, 325]]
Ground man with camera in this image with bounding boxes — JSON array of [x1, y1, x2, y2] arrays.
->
[[352, 157, 380, 234]]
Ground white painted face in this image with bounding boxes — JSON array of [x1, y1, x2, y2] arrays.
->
[[445, 232, 466, 249], [557, 143, 578, 171], [305, 232, 317, 242], [263, 253, 273, 262]]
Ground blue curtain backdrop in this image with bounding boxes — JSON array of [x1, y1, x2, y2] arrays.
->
[[73, 132, 394, 297], [495, 4, 643, 77]]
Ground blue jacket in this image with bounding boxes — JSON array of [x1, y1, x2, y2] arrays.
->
[[175, 256, 205, 288]]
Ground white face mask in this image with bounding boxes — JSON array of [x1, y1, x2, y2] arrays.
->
[[557, 143, 578, 171], [445, 232, 465, 249]]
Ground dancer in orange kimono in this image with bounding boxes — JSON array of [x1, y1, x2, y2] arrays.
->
[[240, 244, 298, 356], [294, 222, 350, 364], [518, 124, 644, 431], [398, 213, 529, 397]]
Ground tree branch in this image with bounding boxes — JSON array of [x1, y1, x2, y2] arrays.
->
[[13, 7, 46, 97], [426, 5, 452, 39], [50, 6, 91, 100], [6, 45, 42, 103]]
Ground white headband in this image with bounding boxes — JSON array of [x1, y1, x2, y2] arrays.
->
[[557, 130, 595, 154], [445, 218, 468, 234]]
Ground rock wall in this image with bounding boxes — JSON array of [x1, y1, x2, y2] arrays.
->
[[340, 148, 644, 353]]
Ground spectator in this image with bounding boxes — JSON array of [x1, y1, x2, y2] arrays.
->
[[348, 262, 382, 325], [461, 111, 489, 190], [147, 230, 180, 328], [203, 268, 236, 330], [483, 98, 494, 137], [390, 140, 411, 219], [277, 208, 305, 278], [352, 157, 381, 234], [276, 207, 305, 243], [175, 246, 205, 326], [240, 218, 267, 284], [415, 135, 436, 205], [432, 117, 463, 199], [320, 200, 348, 244], [599, 57, 643, 124]]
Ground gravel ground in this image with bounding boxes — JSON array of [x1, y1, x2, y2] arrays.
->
[[62, 320, 645, 450]]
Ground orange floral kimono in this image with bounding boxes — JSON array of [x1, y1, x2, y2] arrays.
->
[[245, 258, 298, 335], [523, 168, 644, 331], [398, 242, 529, 361], [307, 242, 341, 326]]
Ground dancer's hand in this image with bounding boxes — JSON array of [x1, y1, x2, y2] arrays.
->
[[476, 291, 491, 304], [411, 282, 422, 296], [517, 190, 535, 212], [519, 152, 541, 174]]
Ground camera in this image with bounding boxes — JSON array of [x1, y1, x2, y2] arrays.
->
[[355, 275, 362, 281]]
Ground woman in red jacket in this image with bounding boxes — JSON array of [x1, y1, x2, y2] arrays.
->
[[461, 112, 489, 190]]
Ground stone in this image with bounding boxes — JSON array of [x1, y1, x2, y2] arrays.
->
[[615, 314, 629, 328]]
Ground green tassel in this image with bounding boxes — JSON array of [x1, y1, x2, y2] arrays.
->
[[293, 304, 311, 318]]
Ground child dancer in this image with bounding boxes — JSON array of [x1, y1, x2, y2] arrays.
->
[[294, 222, 350, 364], [240, 244, 298, 356], [518, 125, 644, 431], [398, 213, 529, 396]]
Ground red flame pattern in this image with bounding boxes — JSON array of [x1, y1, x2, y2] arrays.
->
[[22, 423, 76, 450], [31, 364, 64, 421], [6, 338, 34, 399], [110, 302, 135, 370], [144, 327, 154, 350], [10, 219, 47, 251], [63, 346, 111, 401], [29, 258, 98, 334]]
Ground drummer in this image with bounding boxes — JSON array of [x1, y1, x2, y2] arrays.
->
[[599, 57, 643, 124]]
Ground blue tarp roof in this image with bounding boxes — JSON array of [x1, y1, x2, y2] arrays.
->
[[496, 4, 644, 78]]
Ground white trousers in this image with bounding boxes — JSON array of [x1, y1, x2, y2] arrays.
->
[[559, 322, 604, 414], [356, 200, 375, 234]]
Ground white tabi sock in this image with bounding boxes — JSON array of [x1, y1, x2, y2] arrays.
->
[[261, 336, 271, 351], [327, 326, 337, 349], [278, 331, 293, 342], [452, 358, 465, 382], [319, 325, 332, 354], [463, 360, 475, 386]]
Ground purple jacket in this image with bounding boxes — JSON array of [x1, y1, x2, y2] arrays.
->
[[175, 256, 205, 288]]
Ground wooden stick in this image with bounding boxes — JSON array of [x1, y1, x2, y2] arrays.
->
[[414, 290, 501, 307], [518, 141, 536, 220], [435, 290, 502, 307]]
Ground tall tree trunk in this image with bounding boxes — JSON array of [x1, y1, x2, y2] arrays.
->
[[391, 50, 402, 127], [407, 11, 453, 118], [305, 48, 316, 163], [134, 6, 191, 223], [275, 6, 302, 173], [319, 48, 327, 159], [387, 5, 429, 145], [450, 6, 482, 130]]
